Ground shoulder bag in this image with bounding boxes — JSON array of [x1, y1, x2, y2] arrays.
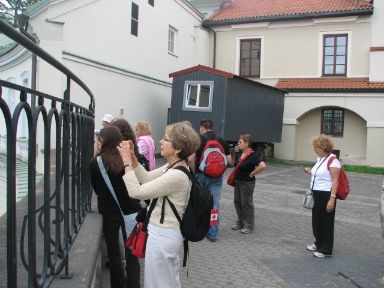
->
[[227, 149, 254, 186], [96, 156, 138, 235]]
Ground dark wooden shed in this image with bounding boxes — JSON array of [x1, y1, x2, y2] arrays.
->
[[169, 65, 285, 156]]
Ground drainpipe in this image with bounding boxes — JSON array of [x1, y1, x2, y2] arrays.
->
[[213, 29, 216, 68], [203, 24, 217, 69]]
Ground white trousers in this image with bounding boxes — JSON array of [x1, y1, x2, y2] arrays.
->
[[144, 223, 183, 288]]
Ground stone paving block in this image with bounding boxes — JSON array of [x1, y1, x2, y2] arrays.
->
[[261, 251, 384, 288], [98, 163, 384, 288]]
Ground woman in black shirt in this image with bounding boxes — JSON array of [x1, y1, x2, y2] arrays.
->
[[91, 126, 141, 288], [231, 134, 266, 234]]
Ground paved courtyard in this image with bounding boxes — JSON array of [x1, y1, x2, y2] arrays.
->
[[101, 163, 384, 288]]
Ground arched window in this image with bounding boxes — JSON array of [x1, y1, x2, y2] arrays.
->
[[18, 71, 30, 138]]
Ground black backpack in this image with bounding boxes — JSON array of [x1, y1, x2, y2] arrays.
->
[[163, 166, 213, 266]]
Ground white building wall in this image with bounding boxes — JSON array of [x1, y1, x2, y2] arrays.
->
[[213, 17, 371, 79], [369, 0, 384, 82], [27, 0, 210, 149], [274, 92, 384, 166], [211, 12, 384, 167], [0, 52, 32, 149]]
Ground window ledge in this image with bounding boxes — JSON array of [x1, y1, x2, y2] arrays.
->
[[168, 51, 178, 58]]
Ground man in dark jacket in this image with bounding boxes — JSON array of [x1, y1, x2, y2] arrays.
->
[[189, 119, 232, 242]]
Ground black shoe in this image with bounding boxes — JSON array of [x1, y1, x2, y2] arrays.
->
[[231, 224, 242, 231]]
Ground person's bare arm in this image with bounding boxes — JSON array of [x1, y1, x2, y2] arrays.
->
[[226, 154, 233, 167]]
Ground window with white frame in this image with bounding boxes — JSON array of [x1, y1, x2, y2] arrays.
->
[[322, 34, 348, 76], [168, 26, 177, 55], [183, 81, 213, 111], [239, 38, 261, 77]]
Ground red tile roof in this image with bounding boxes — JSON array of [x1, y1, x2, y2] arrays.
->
[[207, 0, 373, 23], [275, 77, 384, 91], [169, 64, 235, 78]]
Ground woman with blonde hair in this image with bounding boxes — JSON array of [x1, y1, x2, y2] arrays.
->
[[303, 134, 341, 258], [135, 121, 156, 170]]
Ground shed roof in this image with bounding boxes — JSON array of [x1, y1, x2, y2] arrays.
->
[[169, 64, 286, 93], [205, 0, 373, 26], [169, 64, 235, 78], [276, 77, 384, 92]]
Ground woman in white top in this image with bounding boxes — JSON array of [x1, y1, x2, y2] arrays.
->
[[118, 121, 200, 288], [303, 134, 341, 258]]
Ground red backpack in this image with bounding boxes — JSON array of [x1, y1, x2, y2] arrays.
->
[[199, 138, 227, 177], [327, 156, 350, 200]]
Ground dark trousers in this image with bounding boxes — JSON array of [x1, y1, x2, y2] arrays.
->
[[312, 190, 336, 255], [234, 180, 256, 230], [103, 215, 140, 288]]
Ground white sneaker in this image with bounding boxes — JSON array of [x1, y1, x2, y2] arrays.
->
[[313, 251, 331, 258], [306, 244, 317, 251], [240, 228, 253, 234]]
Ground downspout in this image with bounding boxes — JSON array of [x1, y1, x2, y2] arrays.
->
[[204, 24, 217, 69], [213, 29, 216, 68]]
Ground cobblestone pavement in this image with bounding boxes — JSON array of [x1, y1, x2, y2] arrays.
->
[[101, 163, 384, 288]]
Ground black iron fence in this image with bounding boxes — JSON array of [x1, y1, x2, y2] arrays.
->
[[0, 19, 95, 287]]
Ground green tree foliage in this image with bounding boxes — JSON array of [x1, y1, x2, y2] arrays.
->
[[0, 0, 40, 27]]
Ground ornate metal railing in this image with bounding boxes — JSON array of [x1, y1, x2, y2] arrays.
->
[[0, 19, 95, 287]]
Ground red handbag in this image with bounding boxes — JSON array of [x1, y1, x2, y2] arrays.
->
[[227, 171, 236, 186], [125, 222, 148, 258], [125, 198, 158, 258]]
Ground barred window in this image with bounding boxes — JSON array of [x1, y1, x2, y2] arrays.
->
[[321, 108, 344, 136]]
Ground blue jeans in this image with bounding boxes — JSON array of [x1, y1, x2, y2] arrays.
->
[[195, 172, 223, 240]]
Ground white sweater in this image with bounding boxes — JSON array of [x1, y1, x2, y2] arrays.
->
[[122, 164, 190, 228]]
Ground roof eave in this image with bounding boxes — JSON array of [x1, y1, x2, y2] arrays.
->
[[281, 88, 384, 93], [234, 75, 287, 94], [203, 9, 373, 27]]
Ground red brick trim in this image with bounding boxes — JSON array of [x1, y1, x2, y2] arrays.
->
[[370, 47, 384, 52]]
